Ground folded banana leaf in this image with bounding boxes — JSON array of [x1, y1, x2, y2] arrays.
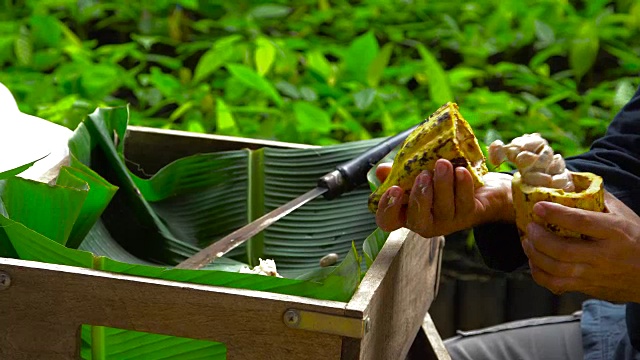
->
[[1, 105, 395, 359]]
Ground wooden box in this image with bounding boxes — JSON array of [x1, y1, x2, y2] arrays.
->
[[0, 127, 449, 360]]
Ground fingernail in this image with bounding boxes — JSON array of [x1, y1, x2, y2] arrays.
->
[[533, 203, 546, 217], [417, 171, 431, 195], [436, 161, 447, 177], [387, 187, 402, 206], [455, 168, 465, 182], [527, 222, 538, 235], [417, 170, 431, 184]]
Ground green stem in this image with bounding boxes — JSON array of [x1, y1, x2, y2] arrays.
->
[[246, 148, 265, 266], [91, 325, 106, 360]]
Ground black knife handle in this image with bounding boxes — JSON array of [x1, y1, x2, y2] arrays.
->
[[317, 123, 419, 200]]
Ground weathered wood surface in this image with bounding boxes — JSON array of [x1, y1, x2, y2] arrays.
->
[[344, 229, 446, 360], [0, 230, 448, 360], [0, 258, 345, 360], [422, 313, 453, 360]]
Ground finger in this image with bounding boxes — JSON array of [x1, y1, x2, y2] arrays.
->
[[526, 222, 598, 264], [522, 236, 589, 279], [532, 201, 623, 240], [375, 163, 392, 183], [376, 186, 406, 232], [433, 159, 455, 221], [528, 261, 577, 295], [406, 171, 434, 235], [454, 167, 474, 218]]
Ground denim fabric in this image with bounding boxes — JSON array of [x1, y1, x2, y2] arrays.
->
[[582, 300, 640, 360]]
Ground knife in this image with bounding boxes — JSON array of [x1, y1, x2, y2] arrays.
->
[[175, 123, 419, 270]]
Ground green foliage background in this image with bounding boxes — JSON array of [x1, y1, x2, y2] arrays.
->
[[2, 0, 640, 155]]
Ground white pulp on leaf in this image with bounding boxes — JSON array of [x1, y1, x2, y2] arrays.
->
[[239, 258, 282, 277]]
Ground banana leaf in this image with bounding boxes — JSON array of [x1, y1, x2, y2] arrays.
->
[[0, 158, 41, 180], [1, 105, 399, 358], [74, 106, 387, 276]]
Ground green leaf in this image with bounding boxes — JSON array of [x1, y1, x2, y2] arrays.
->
[[193, 35, 242, 84], [80, 63, 122, 99], [367, 42, 394, 87], [29, 15, 62, 47], [0, 159, 41, 180], [2, 176, 87, 246], [58, 159, 118, 249], [306, 50, 332, 81], [148, 67, 182, 98], [569, 21, 599, 80], [614, 79, 636, 111], [362, 228, 389, 268], [354, 88, 377, 110], [249, 4, 291, 19], [416, 44, 454, 105], [534, 20, 555, 48], [80, 325, 226, 360], [227, 64, 284, 107], [344, 31, 379, 83], [292, 101, 332, 135], [14, 25, 32, 66], [216, 98, 238, 135], [0, 213, 94, 267], [255, 36, 276, 76]]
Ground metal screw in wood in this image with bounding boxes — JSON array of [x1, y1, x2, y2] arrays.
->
[[284, 309, 300, 327], [0, 271, 10, 290]]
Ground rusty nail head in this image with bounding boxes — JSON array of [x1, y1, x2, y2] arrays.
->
[[284, 309, 300, 327], [0, 271, 10, 290]]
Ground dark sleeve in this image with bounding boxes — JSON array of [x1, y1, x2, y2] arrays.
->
[[473, 85, 640, 272]]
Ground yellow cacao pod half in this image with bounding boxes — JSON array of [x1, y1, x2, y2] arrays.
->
[[512, 171, 605, 240], [368, 102, 488, 213]]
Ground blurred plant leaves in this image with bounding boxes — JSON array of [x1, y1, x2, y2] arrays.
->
[[2, 0, 639, 158], [570, 21, 599, 81], [255, 36, 276, 76], [227, 63, 284, 107]]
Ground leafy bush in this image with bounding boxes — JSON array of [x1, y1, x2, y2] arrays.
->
[[1, 0, 639, 155]]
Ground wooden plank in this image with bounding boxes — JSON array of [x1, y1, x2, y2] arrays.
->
[[344, 229, 444, 360], [0, 258, 345, 360], [422, 313, 452, 360], [125, 126, 317, 174], [405, 313, 452, 360]]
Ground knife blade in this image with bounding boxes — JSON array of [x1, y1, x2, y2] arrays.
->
[[175, 123, 419, 270]]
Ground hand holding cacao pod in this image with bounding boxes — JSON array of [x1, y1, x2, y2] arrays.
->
[[371, 102, 514, 238], [522, 192, 640, 303], [368, 102, 488, 213], [488, 134, 605, 239], [374, 160, 514, 238]]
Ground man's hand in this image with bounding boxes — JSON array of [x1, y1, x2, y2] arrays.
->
[[523, 191, 640, 303], [374, 159, 514, 238]]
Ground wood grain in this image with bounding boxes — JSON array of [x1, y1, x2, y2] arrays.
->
[[422, 313, 452, 360], [345, 229, 444, 360], [0, 258, 345, 360]]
